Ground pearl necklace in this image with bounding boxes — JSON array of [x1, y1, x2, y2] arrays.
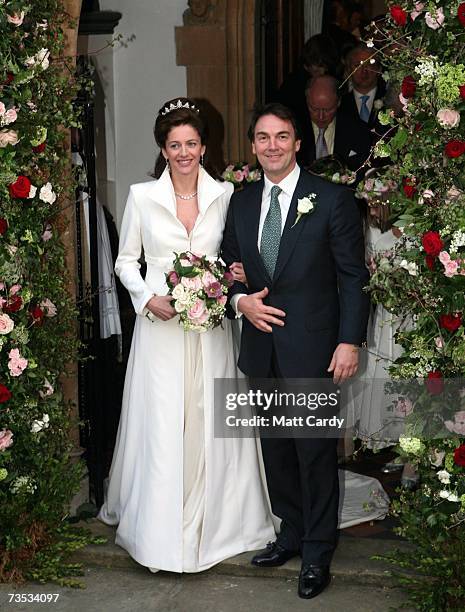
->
[[174, 190, 198, 200]]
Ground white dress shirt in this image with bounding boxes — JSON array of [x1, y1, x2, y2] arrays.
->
[[353, 86, 377, 117], [232, 163, 301, 315]]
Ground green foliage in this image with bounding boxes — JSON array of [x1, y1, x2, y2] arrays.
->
[[364, 2, 465, 609], [0, 1, 86, 583]]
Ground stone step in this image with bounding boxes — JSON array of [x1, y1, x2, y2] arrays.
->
[[70, 519, 411, 588]]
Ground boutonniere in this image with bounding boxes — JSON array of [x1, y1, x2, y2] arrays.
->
[[292, 193, 317, 227], [373, 98, 384, 111]]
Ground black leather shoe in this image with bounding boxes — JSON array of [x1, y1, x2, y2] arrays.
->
[[298, 564, 331, 599], [251, 541, 298, 567]]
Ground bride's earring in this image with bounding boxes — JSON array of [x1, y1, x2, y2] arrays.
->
[[200, 154, 204, 167], [165, 157, 170, 171]]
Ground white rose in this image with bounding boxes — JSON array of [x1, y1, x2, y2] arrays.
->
[[174, 300, 186, 313], [400, 260, 418, 276], [373, 99, 384, 110], [36, 48, 50, 71], [437, 470, 451, 484], [0, 313, 14, 334], [39, 182, 56, 204], [31, 420, 43, 433], [297, 196, 315, 214], [28, 185, 37, 199], [172, 284, 186, 300]]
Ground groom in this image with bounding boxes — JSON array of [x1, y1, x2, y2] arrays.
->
[[221, 103, 369, 599]]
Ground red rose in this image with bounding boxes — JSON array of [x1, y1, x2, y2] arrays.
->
[[426, 371, 444, 395], [425, 255, 435, 270], [458, 3, 465, 27], [390, 5, 407, 26], [4, 73, 14, 85], [32, 142, 46, 154], [0, 383, 12, 403], [8, 175, 31, 199], [445, 140, 465, 158], [459, 84, 465, 99], [30, 306, 45, 326], [454, 443, 465, 467], [439, 313, 462, 332], [403, 178, 416, 198], [4, 295, 22, 313], [401, 76, 416, 98], [0, 218, 7, 235], [422, 231, 443, 257]]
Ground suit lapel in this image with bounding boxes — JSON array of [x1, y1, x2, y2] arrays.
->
[[241, 179, 271, 282], [272, 171, 312, 283]]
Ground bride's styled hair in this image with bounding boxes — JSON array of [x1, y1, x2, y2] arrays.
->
[[152, 97, 220, 179]]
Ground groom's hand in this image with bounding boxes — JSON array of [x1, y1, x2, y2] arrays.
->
[[237, 287, 286, 333], [327, 343, 359, 384]]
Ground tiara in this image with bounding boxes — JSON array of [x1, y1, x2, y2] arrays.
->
[[160, 99, 199, 116]]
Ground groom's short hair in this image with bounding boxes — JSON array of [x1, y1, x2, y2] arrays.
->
[[248, 103, 301, 142]]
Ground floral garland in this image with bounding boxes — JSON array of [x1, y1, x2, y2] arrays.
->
[[0, 1, 86, 582], [366, 3, 465, 609]]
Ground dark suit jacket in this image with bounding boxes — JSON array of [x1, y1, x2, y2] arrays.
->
[[298, 110, 372, 175], [339, 80, 387, 131], [221, 168, 370, 378]]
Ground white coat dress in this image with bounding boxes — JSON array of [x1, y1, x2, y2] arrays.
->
[[98, 167, 275, 572]]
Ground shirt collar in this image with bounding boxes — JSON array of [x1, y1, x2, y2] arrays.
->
[[353, 86, 377, 102], [263, 163, 301, 199]]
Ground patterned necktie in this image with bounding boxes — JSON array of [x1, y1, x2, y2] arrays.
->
[[315, 127, 328, 159], [260, 185, 282, 278], [359, 95, 370, 122]]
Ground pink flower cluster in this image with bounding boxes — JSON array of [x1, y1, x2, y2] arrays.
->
[[0, 102, 18, 127], [0, 429, 13, 451], [439, 251, 464, 277], [8, 348, 28, 377]]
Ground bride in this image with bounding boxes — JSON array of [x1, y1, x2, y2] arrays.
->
[[98, 97, 275, 572]]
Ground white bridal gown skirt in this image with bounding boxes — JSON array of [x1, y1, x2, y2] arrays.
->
[[98, 316, 275, 573]]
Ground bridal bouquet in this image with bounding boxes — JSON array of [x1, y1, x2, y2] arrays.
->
[[166, 252, 234, 332]]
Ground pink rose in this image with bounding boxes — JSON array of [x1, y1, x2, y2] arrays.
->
[[410, 2, 425, 20], [439, 251, 450, 264], [8, 348, 28, 377], [233, 170, 244, 182], [425, 7, 444, 29], [444, 260, 459, 277], [242, 165, 250, 178], [40, 298, 57, 317], [7, 11, 25, 26], [444, 410, 465, 436], [0, 313, 14, 334], [168, 271, 179, 286], [436, 108, 461, 129], [181, 275, 202, 291], [217, 295, 227, 306], [9, 284, 21, 295], [206, 281, 223, 298], [0, 429, 13, 451], [187, 298, 208, 324], [4, 108, 17, 124], [201, 271, 217, 287], [0, 130, 19, 147]]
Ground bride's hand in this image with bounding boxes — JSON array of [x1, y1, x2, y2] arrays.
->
[[230, 261, 248, 286], [146, 295, 176, 321]]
